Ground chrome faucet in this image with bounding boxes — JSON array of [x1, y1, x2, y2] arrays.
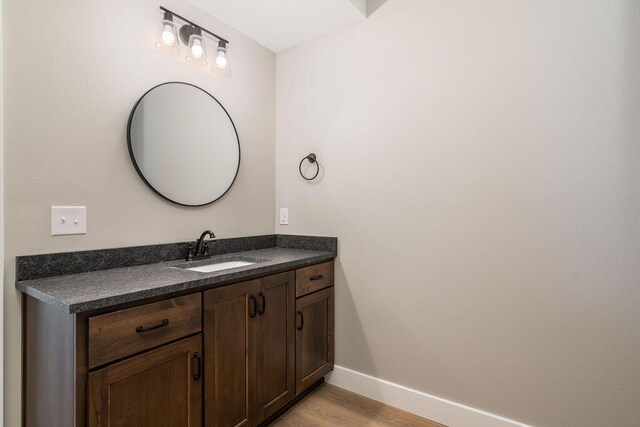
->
[[186, 230, 216, 261]]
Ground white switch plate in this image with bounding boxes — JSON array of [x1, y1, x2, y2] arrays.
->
[[51, 206, 87, 235], [279, 208, 289, 225]]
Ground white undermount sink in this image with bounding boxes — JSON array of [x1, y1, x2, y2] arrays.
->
[[183, 260, 255, 273]]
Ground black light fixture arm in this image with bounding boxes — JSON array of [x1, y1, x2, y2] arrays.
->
[[159, 6, 229, 44]]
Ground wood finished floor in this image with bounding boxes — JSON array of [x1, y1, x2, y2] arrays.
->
[[272, 384, 445, 427]]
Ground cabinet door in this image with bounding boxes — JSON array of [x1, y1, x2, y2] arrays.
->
[[87, 335, 202, 427], [204, 280, 258, 427], [255, 272, 296, 423], [295, 286, 334, 394]]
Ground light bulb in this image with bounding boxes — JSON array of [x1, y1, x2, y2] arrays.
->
[[186, 32, 208, 65], [155, 13, 179, 53], [161, 25, 175, 44], [191, 40, 203, 58], [212, 41, 230, 76], [216, 51, 227, 68]]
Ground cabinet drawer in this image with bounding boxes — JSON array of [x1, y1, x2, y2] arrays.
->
[[88, 293, 201, 368], [295, 261, 334, 297]]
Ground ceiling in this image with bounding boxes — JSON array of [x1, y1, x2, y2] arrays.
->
[[188, 0, 367, 52]]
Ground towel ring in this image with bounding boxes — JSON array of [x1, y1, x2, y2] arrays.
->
[[299, 153, 320, 181]]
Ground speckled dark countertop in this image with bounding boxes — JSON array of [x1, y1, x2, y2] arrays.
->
[[17, 237, 336, 314]]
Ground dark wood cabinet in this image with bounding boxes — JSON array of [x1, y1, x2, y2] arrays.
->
[[24, 260, 333, 427], [87, 335, 202, 427], [204, 279, 257, 427], [295, 286, 334, 394], [256, 272, 296, 422], [204, 271, 296, 426]]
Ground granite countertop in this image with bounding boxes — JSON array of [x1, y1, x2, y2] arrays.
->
[[17, 247, 334, 314]]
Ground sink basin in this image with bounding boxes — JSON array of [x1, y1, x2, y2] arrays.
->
[[185, 260, 255, 273], [171, 256, 265, 274]]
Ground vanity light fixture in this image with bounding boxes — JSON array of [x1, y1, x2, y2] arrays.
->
[[212, 40, 231, 76], [155, 6, 231, 75], [155, 11, 179, 53], [186, 27, 208, 65]]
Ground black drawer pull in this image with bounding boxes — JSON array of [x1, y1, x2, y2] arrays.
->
[[193, 352, 202, 381], [309, 275, 323, 281], [297, 311, 304, 331], [249, 295, 257, 318], [135, 318, 169, 333], [258, 292, 266, 315]]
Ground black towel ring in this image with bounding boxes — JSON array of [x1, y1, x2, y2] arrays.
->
[[299, 153, 320, 181]]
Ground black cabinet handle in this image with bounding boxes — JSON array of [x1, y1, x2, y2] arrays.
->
[[297, 311, 304, 331], [258, 292, 266, 315], [309, 275, 323, 281], [249, 295, 257, 318], [135, 318, 169, 333], [193, 352, 202, 381]]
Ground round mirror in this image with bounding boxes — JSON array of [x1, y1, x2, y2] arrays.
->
[[127, 82, 240, 206]]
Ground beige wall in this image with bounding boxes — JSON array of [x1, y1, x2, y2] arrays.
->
[[3, 0, 275, 424], [0, 0, 4, 420], [276, 0, 640, 425]]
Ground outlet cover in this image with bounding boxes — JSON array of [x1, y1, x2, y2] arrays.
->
[[51, 206, 87, 235], [279, 208, 289, 225]]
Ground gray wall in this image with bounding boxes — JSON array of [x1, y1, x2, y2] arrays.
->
[[2, 0, 275, 424], [276, 0, 640, 425]]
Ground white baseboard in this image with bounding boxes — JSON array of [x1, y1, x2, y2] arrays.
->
[[326, 366, 531, 427]]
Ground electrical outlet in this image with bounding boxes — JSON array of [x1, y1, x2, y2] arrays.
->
[[51, 206, 87, 235], [279, 208, 289, 225]]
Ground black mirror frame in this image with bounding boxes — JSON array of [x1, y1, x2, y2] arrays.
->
[[126, 81, 241, 207]]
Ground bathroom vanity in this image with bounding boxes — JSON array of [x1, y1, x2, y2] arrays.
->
[[18, 235, 336, 427]]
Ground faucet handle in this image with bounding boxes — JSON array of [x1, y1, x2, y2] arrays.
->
[[186, 242, 195, 261]]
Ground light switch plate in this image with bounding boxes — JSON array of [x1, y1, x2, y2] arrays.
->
[[51, 206, 87, 235], [279, 208, 289, 225]]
